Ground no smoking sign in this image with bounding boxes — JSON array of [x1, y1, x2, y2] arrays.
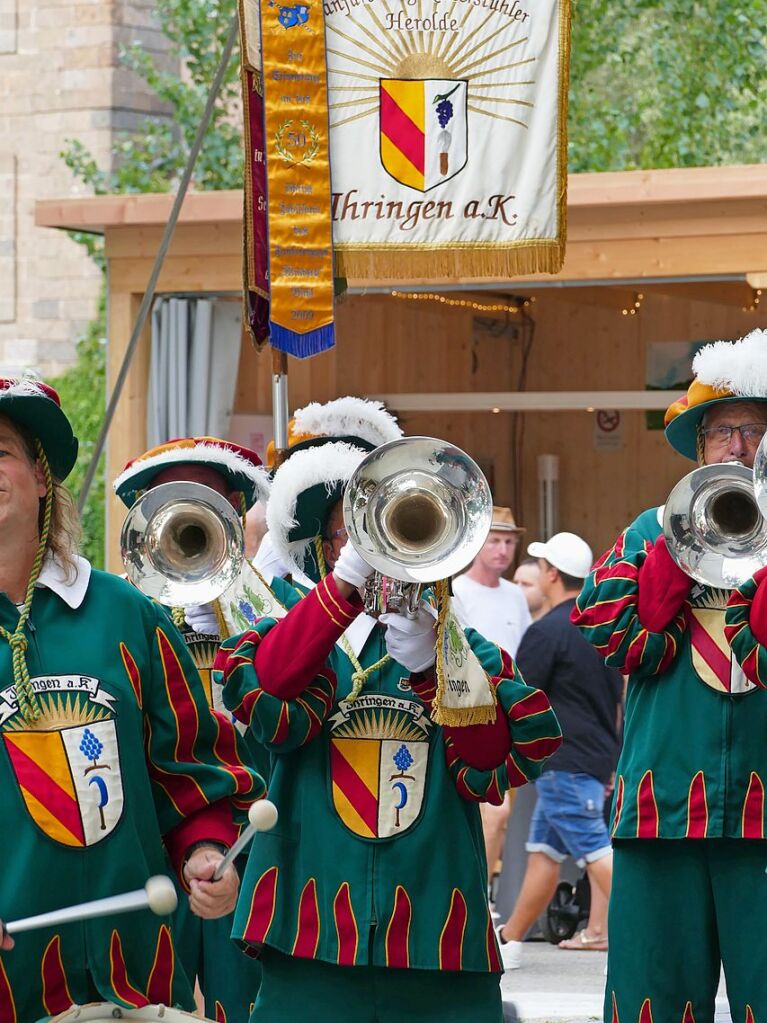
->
[[594, 409, 623, 450]]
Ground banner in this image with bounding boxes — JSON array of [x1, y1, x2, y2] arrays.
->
[[239, 0, 570, 353], [239, 0, 271, 347], [326, 0, 570, 279]]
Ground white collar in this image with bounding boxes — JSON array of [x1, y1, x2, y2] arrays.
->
[[342, 611, 377, 658], [35, 555, 92, 609]]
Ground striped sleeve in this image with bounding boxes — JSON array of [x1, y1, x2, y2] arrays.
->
[[725, 573, 767, 689], [572, 527, 687, 676], [142, 607, 266, 839], [215, 620, 337, 753], [443, 636, 562, 805]]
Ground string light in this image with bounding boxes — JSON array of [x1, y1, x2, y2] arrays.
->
[[743, 288, 762, 312], [389, 290, 534, 314], [620, 292, 644, 316]]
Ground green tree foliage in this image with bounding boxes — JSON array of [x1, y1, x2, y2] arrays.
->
[[49, 289, 107, 566], [569, 0, 767, 171]]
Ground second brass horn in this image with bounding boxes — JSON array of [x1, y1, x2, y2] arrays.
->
[[343, 436, 493, 616], [663, 462, 767, 588], [121, 481, 244, 607]]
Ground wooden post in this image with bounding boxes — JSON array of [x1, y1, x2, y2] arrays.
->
[[105, 291, 151, 573]]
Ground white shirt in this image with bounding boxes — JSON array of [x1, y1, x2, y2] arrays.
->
[[451, 574, 532, 656]]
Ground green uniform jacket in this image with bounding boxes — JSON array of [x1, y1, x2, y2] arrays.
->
[[574, 508, 767, 841], [216, 576, 561, 975], [0, 563, 264, 1023]]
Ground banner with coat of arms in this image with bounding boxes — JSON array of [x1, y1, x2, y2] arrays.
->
[[327, 0, 571, 279], [239, 0, 571, 354]]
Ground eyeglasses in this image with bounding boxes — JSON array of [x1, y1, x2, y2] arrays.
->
[[325, 526, 348, 542], [701, 423, 767, 446]]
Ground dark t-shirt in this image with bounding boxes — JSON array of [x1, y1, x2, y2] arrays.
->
[[514, 597, 623, 784]]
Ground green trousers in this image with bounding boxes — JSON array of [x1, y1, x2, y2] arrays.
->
[[250, 947, 503, 1023], [173, 897, 261, 1023], [608, 839, 767, 1023]]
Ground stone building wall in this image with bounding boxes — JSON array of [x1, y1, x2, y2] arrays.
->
[[0, 0, 173, 376]]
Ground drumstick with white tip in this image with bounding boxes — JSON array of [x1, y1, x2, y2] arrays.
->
[[3, 875, 178, 936], [211, 799, 278, 881]]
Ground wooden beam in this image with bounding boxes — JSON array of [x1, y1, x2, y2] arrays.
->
[[371, 391, 679, 412]]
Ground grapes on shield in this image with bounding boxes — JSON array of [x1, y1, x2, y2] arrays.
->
[[436, 98, 453, 129]]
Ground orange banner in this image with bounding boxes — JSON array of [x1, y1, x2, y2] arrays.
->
[[260, 0, 335, 356]]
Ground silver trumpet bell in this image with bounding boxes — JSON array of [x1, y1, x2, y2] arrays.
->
[[121, 481, 244, 607], [663, 462, 767, 588], [343, 436, 493, 617]]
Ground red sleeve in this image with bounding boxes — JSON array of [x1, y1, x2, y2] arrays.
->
[[164, 798, 238, 888], [637, 534, 693, 632], [255, 575, 363, 699], [749, 566, 767, 645], [410, 673, 512, 770]]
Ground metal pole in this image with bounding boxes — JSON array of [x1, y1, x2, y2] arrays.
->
[[271, 349, 289, 464], [77, 12, 240, 512]]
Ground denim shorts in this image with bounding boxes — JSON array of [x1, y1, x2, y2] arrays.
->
[[526, 770, 612, 868]]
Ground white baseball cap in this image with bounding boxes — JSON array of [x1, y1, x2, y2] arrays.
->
[[527, 532, 594, 579]]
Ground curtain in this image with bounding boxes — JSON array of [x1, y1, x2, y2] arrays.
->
[[147, 297, 243, 446]]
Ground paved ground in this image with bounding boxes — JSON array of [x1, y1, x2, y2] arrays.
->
[[499, 941, 732, 1023]]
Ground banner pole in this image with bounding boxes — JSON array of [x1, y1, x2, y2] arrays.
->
[[271, 348, 289, 466]]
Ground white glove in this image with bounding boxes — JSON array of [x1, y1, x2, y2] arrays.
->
[[253, 531, 292, 582], [185, 603, 220, 636], [380, 606, 437, 673], [333, 543, 375, 589]]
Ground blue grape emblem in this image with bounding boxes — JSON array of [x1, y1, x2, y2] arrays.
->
[[436, 99, 453, 129], [392, 744, 414, 774], [80, 728, 103, 764]]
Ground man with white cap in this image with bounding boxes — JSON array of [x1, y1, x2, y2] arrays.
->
[[495, 532, 623, 969]]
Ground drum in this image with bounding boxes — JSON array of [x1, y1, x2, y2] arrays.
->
[[50, 1004, 211, 1023]]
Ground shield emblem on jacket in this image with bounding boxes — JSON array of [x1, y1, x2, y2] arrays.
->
[[3, 720, 124, 846], [688, 598, 755, 695], [330, 736, 428, 838], [380, 78, 468, 192]]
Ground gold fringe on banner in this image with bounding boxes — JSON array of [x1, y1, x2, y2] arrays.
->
[[431, 579, 497, 728], [335, 240, 565, 285]]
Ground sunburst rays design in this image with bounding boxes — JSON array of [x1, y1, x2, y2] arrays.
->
[[3, 693, 111, 733], [325, 0, 537, 130], [692, 588, 728, 611], [333, 707, 425, 741]]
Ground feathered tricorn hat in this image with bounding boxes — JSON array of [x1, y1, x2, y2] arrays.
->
[[266, 397, 402, 577], [114, 436, 270, 510], [664, 329, 767, 459]]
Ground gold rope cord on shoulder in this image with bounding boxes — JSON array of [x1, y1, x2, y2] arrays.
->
[[0, 441, 54, 723], [313, 535, 389, 702]]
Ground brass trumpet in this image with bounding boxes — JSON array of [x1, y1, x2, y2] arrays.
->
[[121, 481, 244, 607], [343, 436, 493, 616], [663, 462, 767, 588]]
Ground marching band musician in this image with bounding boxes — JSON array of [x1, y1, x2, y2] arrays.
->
[[113, 437, 277, 1023], [572, 330, 767, 1022], [0, 381, 265, 1020], [213, 398, 563, 1023]]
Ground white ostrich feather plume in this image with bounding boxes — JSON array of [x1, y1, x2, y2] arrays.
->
[[2, 377, 49, 398], [693, 329, 767, 397], [293, 397, 402, 449], [266, 441, 368, 573]]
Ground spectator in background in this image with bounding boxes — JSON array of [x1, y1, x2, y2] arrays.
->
[[496, 532, 623, 969], [514, 557, 550, 622], [453, 506, 532, 888]]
